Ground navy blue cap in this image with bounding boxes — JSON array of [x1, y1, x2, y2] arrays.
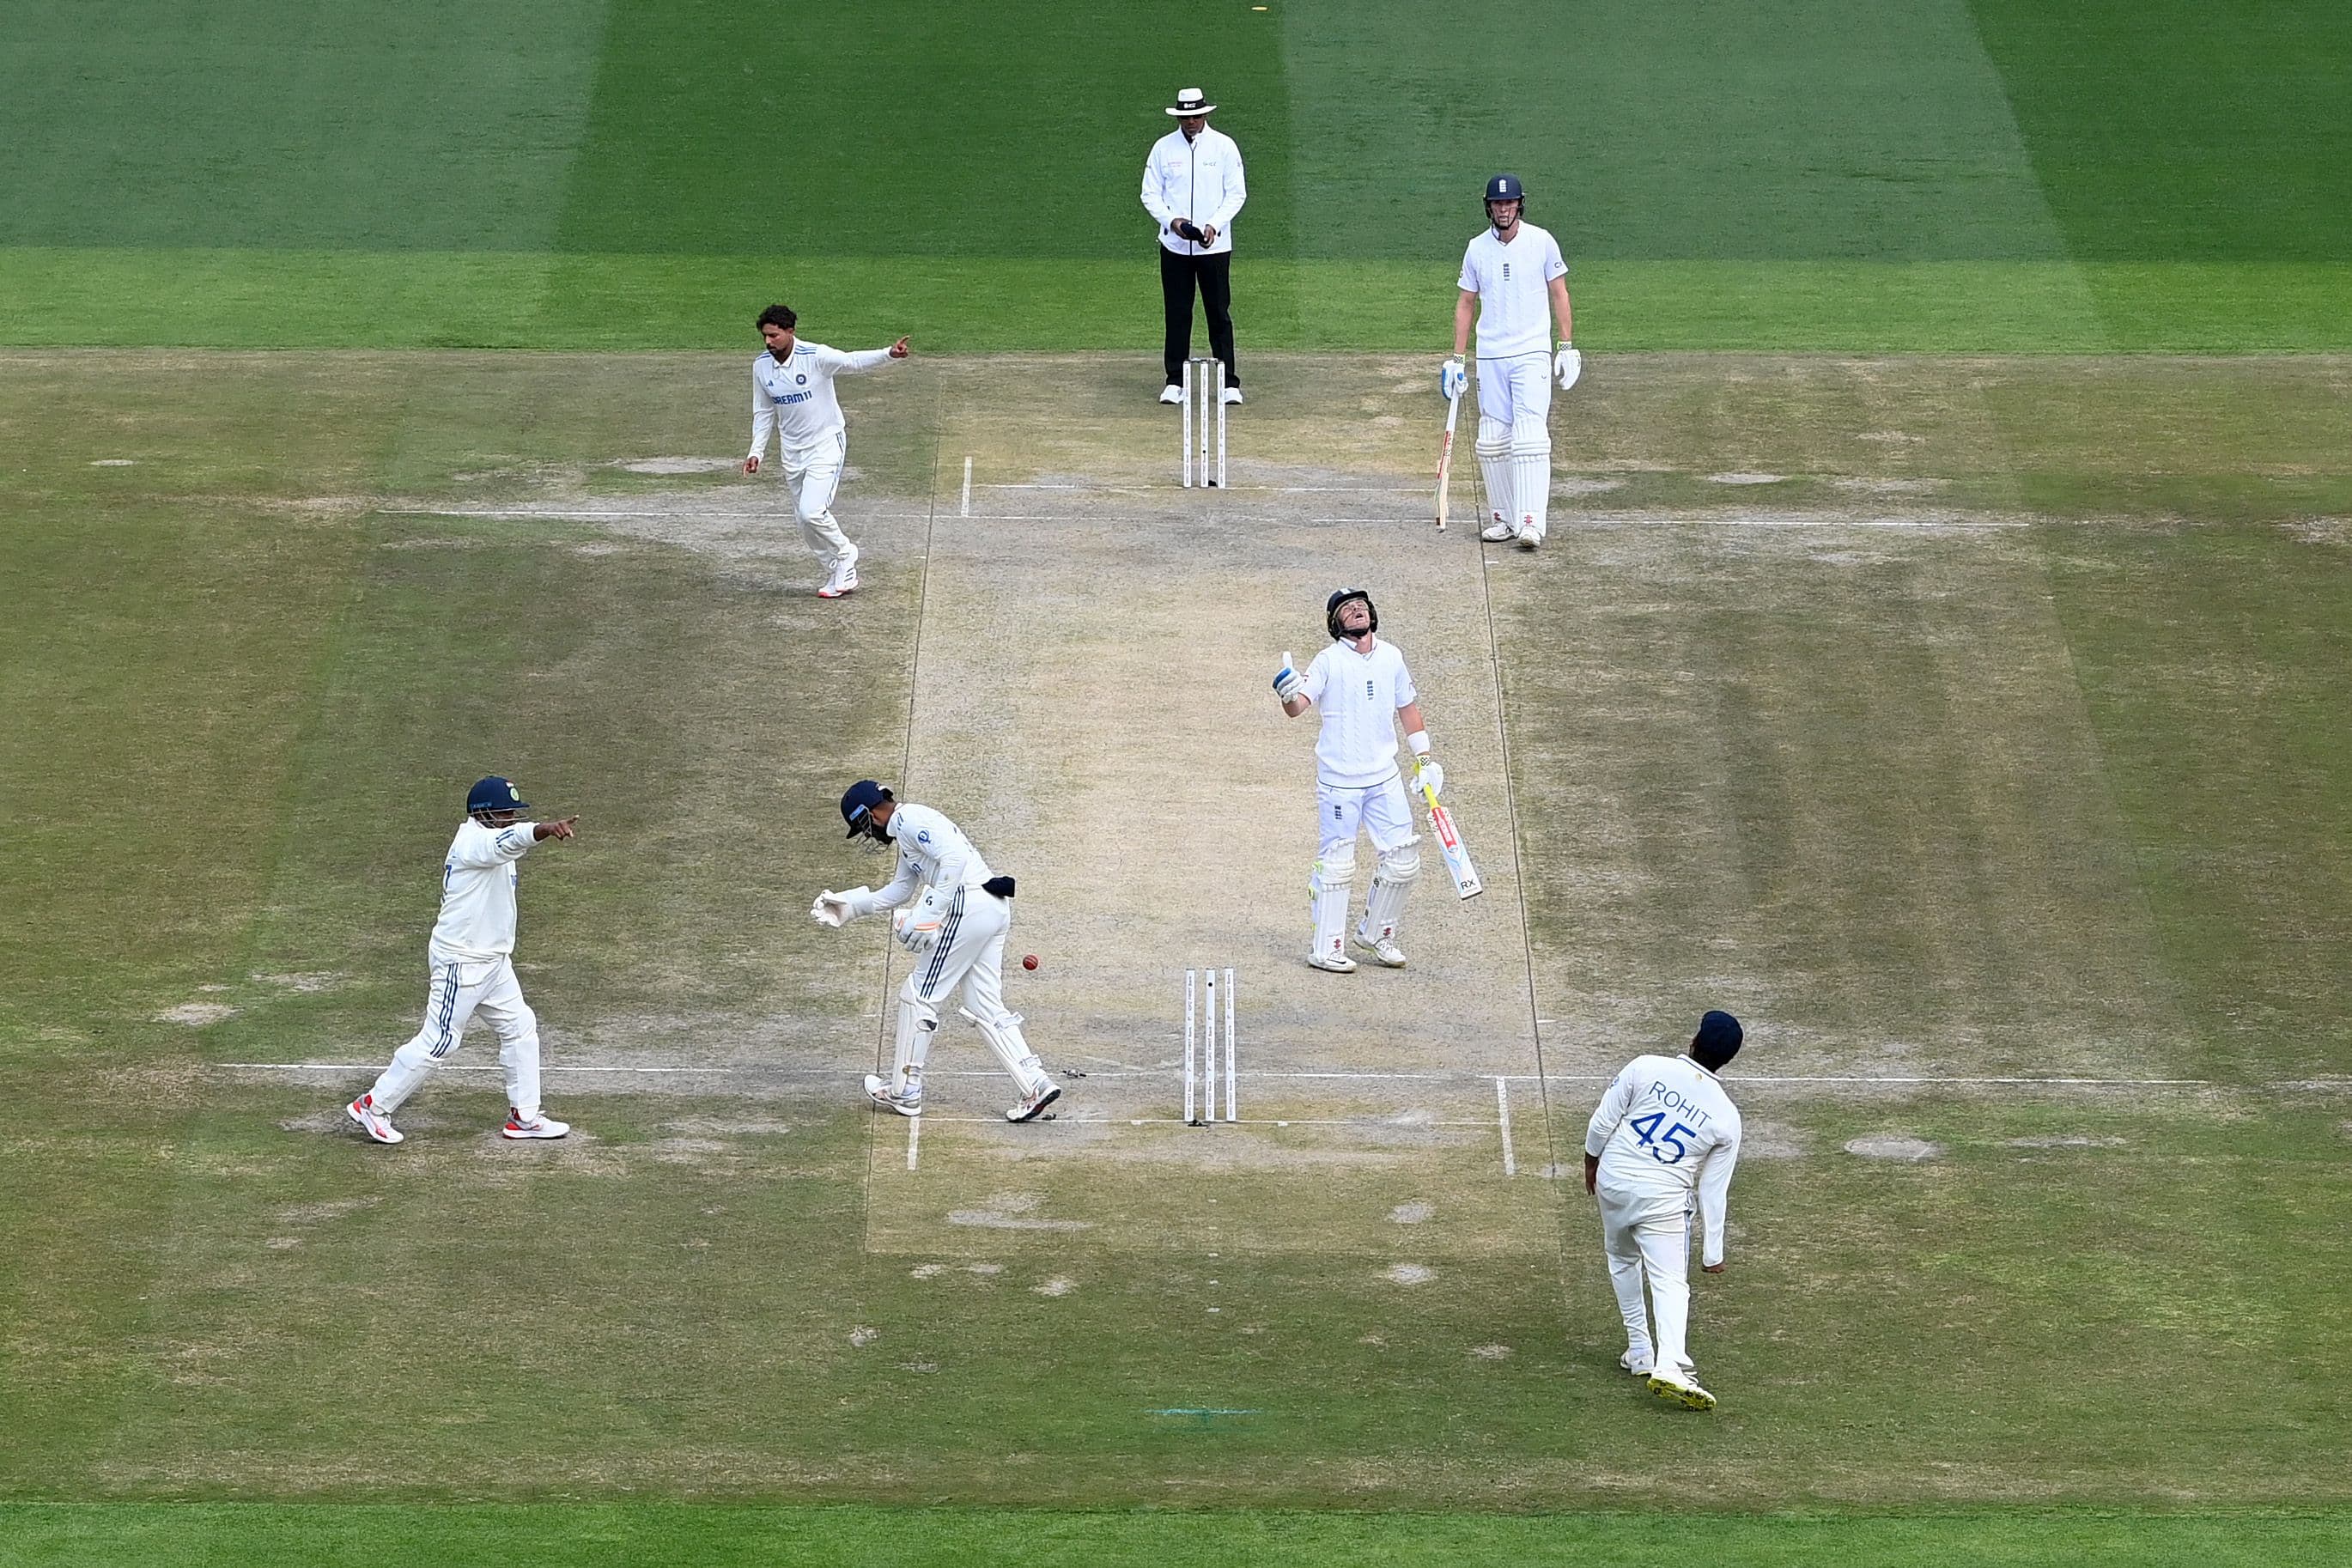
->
[[1691, 1009, 1743, 1067], [467, 776, 529, 815], [841, 780, 889, 837]]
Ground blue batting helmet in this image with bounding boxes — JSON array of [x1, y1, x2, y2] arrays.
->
[[841, 779, 891, 838], [1484, 173, 1524, 204], [467, 776, 529, 815]]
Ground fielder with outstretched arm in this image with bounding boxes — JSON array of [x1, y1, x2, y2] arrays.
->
[[1273, 589, 1446, 972], [1441, 173, 1577, 550], [811, 781, 1061, 1123], [345, 776, 578, 1146], [1583, 1010, 1746, 1411], [743, 303, 910, 599]]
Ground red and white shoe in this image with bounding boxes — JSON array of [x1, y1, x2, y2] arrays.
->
[[345, 1093, 403, 1145], [501, 1109, 570, 1140], [1006, 1081, 1061, 1123], [817, 551, 860, 599]]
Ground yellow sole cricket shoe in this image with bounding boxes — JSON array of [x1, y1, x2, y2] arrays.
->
[[1646, 1371, 1717, 1411]]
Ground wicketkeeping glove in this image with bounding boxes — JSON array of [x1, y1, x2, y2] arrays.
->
[[895, 887, 950, 954], [1273, 651, 1306, 703], [1554, 346, 1582, 391], [1440, 356, 1468, 401], [811, 890, 852, 928]]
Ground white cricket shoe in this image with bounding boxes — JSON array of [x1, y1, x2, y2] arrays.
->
[[817, 560, 860, 599], [1645, 1370, 1717, 1411], [1517, 526, 1544, 550], [1619, 1348, 1656, 1377], [863, 1073, 922, 1117], [1352, 932, 1407, 968], [501, 1109, 570, 1140], [1305, 950, 1358, 974], [345, 1093, 403, 1146], [1158, 384, 1183, 404], [1222, 386, 1244, 405], [1480, 520, 1520, 543], [1006, 1081, 1062, 1123]]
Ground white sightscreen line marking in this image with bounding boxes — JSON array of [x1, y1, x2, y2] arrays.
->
[[1496, 1076, 1516, 1176]]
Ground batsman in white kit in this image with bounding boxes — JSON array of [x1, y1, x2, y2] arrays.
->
[[811, 781, 1061, 1122], [1442, 173, 1578, 549], [743, 302, 911, 599], [1273, 590, 1447, 972], [344, 777, 578, 1146], [1583, 1010, 1746, 1411]]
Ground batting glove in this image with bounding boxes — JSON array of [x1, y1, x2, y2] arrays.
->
[[1554, 346, 1582, 391], [1415, 756, 1446, 800], [1273, 652, 1305, 703], [1440, 356, 1468, 401]]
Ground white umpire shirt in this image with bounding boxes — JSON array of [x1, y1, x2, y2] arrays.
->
[[1459, 222, 1570, 360], [428, 818, 540, 966], [1142, 125, 1247, 256], [749, 342, 897, 463], [1585, 1053, 1744, 1267], [1303, 636, 1419, 788]]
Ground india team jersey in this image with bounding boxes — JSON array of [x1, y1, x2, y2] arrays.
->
[[1458, 222, 1569, 360], [874, 803, 995, 904], [1586, 1052, 1743, 1263], [750, 342, 896, 459], [428, 818, 540, 965], [1303, 636, 1419, 787]]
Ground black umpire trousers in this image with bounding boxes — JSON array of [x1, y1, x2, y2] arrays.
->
[[1160, 247, 1238, 389]]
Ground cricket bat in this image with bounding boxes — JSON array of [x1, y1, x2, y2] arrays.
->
[[1434, 386, 1462, 531], [1418, 775, 1483, 899]]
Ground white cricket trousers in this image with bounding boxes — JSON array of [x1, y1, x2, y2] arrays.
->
[[366, 957, 544, 1121], [1597, 1182, 1696, 1378], [896, 885, 1048, 1097], [1474, 351, 1553, 428], [779, 430, 856, 569]]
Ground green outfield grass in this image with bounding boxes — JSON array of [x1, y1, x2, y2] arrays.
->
[[7, 1504, 2352, 1567], [4, 354, 2350, 1567], [3, 2, 2348, 349]]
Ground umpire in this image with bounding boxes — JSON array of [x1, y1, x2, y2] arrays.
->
[[1141, 87, 1247, 404]]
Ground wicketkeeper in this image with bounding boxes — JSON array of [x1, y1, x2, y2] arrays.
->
[[812, 781, 1061, 1123], [1273, 590, 1444, 971], [1584, 1010, 1747, 1411]]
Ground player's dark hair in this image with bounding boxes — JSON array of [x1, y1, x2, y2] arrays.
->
[[757, 303, 797, 331]]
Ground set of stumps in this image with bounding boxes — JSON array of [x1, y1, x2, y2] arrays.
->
[[1182, 965, 1237, 1125]]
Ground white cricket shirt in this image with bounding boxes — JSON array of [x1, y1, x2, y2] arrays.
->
[[1303, 636, 1419, 788], [1142, 125, 1247, 256], [1586, 1053, 1744, 1265], [871, 803, 994, 908], [1458, 222, 1569, 360], [428, 818, 540, 966], [749, 342, 897, 461]]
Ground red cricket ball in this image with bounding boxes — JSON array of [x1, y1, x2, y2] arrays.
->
[[1021, 954, 1040, 971]]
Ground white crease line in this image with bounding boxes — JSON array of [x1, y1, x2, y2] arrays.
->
[[907, 1115, 921, 1170], [983, 483, 1421, 495], [959, 456, 973, 517], [222, 1062, 2228, 1089], [1496, 1077, 1516, 1176]]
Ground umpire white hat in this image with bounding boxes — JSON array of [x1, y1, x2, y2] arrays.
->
[[1165, 88, 1217, 116]]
